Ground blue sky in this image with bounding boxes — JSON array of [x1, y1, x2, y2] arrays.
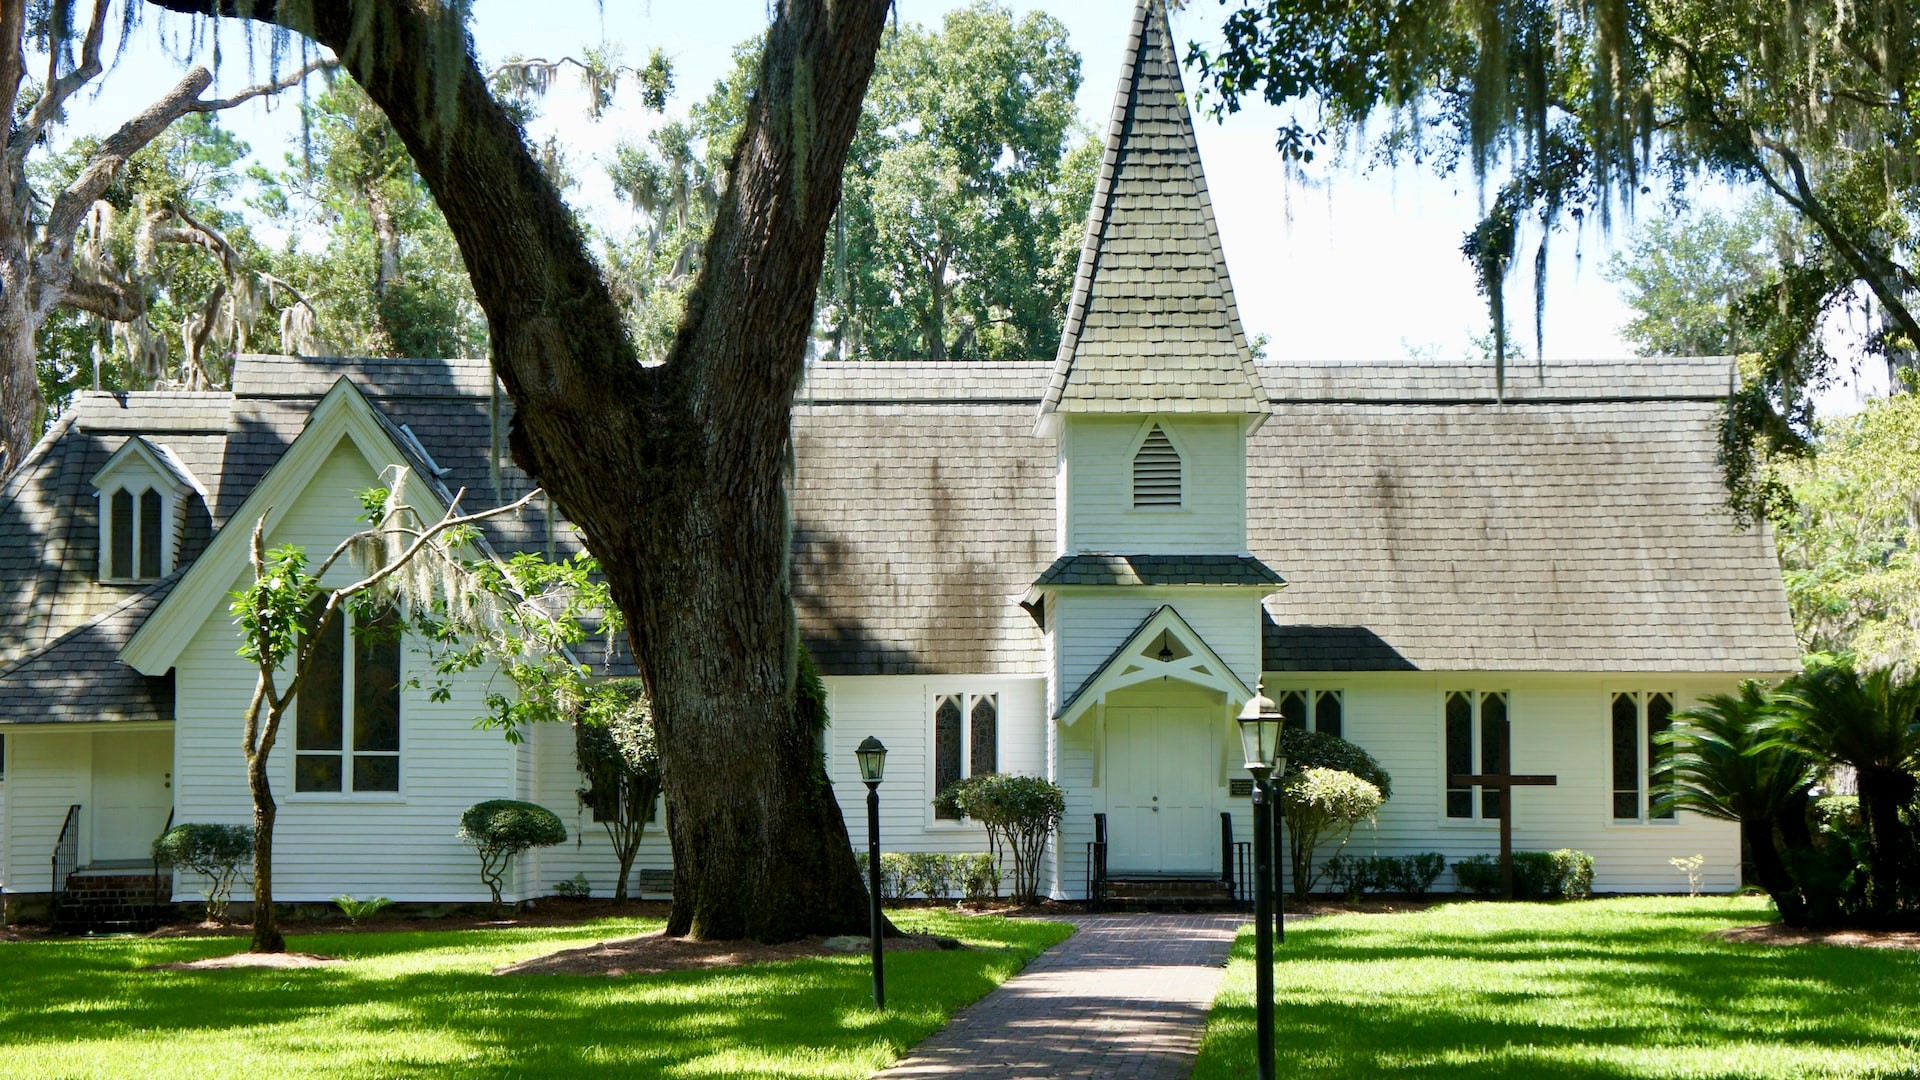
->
[[66, 0, 1872, 393]]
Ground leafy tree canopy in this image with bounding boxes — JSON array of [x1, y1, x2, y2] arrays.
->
[[1188, 0, 1920, 509]]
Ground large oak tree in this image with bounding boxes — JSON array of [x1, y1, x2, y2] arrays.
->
[[145, 0, 893, 941]]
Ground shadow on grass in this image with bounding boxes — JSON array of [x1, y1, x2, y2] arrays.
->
[[0, 912, 1075, 1079], [1193, 897, 1920, 1080]]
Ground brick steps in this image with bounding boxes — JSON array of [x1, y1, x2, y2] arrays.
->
[[55, 872, 172, 933], [1101, 875, 1241, 911]]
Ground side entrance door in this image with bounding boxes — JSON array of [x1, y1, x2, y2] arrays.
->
[[1104, 706, 1217, 873], [91, 731, 172, 864]]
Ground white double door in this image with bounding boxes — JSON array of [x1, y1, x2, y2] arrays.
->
[[1104, 706, 1217, 874]]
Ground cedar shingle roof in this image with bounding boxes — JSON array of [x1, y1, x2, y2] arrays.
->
[[1038, 0, 1266, 421]]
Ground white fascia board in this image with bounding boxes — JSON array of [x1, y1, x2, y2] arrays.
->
[[93, 435, 203, 497], [121, 377, 445, 675]]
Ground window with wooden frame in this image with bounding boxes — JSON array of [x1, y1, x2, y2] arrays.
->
[[1131, 423, 1182, 508], [1275, 688, 1344, 737], [1444, 690, 1510, 819], [932, 691, 999, 820], [294, 601, 403, 795], [101, 485, 166, 581], [1611, 691, 1676, 821]]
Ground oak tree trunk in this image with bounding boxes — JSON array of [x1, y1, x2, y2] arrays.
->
[[154, 0, 894, 940]]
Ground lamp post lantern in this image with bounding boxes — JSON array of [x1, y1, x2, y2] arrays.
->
[[1237, 688, 1285, 1080], [855, 736, 887, 1010]]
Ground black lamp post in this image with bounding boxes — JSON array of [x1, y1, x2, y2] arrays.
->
[[855, 735, 888, 1010], [1237, 688, 1285, 1080]]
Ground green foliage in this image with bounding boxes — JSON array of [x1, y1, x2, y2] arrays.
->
[[573, 679, 660, 901], [332, 895, 392, 925], [1452, 849, 1594, 899], [903, 852, 958, 903], [932, 774, 1066, 905], [552, 873, 593, 899], [1770, 395, 1920, 664], [1604, 198, 1800, 359], [459, 799, 568, 908], [1189, 0, 1920, 509], [605, 4, 1093, 363], [960, 852, 1004, 904], [259, 78, 485, 359], [1328, 852, 1450, 898], [1280, 727, 1392, 801], [152, 823, 254, 921], [1280, 767, 1384, 896], [1386, 852, 1449, 898]]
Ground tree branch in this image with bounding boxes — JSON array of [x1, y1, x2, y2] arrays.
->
[[57, 273, 145, 322], [188, 57, 334, 113], [9, 0, 113, 172]]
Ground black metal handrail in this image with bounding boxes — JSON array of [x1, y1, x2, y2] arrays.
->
[[1232, 842, 1252, 904], [50, 804, 80, 924], [151, 808, 175, 909], [1220, 812, 1234, 892], [1085, 812, 1108, 912]]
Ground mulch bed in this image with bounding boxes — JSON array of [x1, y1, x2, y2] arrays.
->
[[1716, 923, 1920, 951], [496, 929, 964, 977]]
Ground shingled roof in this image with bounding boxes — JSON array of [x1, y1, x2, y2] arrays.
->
[[1037, 0, 1266, 426], [1253, 359, 1798, 672]]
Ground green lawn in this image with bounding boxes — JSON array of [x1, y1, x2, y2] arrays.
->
[[1194, 896, 1920, 1080], [0, 910, 1072, 1079]]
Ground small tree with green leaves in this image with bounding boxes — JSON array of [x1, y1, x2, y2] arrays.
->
[[1276, 729, 1394, 896], [573, 680, 660, 902], [933, 774, 1065, 905], [152, 822, 254, 922], [1280, 767, 1385, 897], [229, 468, 539, 952], [459, 799, 568, 911]]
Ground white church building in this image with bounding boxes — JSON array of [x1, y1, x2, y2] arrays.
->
[[0, 0, 1798, 920]]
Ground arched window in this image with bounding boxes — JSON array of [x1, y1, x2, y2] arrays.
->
[[103, 485, 167, 581], [1132, 424, 1181, 508]]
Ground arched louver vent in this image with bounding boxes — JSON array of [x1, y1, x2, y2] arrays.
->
[[1132, 424, 1181, 507]]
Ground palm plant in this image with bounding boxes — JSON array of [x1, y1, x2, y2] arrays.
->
[[1773, 658, 1920, 916], [1659, 681, 1818, 924]]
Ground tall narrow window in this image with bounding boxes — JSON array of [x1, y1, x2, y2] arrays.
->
[[138, 489, 163, 578], [1612, 692, 1676, 821], [296, 601, 403, 795], [109, 489, 134, 579], [1445, 690, 1511, 820], [932, 691, 998, 820], [1274, 689, 1345, 737], [1132, 424, 1181, 507]]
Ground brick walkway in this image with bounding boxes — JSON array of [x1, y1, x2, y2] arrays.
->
[[873, 913, 1247, 1079]]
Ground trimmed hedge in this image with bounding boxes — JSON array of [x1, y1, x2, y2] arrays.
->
[[1323, 852, 1449, 898], [459, 799, 567, 908], [1453, 849, 1595, 899], [855, 851, 1003, 903]]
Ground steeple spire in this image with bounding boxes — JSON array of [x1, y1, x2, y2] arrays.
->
[[1038, 0, 1267, 433]]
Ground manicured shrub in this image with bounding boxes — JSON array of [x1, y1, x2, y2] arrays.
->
[[1324, 853, 1391, 898], [152, 823, 254, 922], [459, 799, 567, 909], [960, 852, 1003, 903], [933, 774, 1066, 905], [1386, 852, 1449, 897], [1453, 849, 1595, 899], [332, 895, 392, 925], [1281, 728, 1393, 800], [905, 852, 957, 902], [1280, 767, 1384, 896]]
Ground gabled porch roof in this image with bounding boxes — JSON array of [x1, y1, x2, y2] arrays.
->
[[1056, 604, 1253, 725]]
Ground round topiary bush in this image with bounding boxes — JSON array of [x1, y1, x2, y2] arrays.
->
[[152, 822, 255, 922], [459, 799, 567, 908]]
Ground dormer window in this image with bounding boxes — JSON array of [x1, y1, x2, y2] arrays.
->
[[93, 436, 202, 583], [1132, 423, 1182, 508], [106, 486, 166, 580]]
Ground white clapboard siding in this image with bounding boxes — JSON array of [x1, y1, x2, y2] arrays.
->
[[1266, 671, 1745, 895], [1066, 416, 1246, 553], [824, 675, 1047, 894], [527, 718, 674, 900], [1053, 589, 1264, 698], [0, 730, 89, 893], [171, 438, 522, 904]]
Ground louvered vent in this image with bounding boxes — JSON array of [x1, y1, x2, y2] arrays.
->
[[1132, 425, 1182, 507]]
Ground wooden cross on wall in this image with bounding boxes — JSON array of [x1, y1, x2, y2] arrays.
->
[[1448, 772, 1559, 899]]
